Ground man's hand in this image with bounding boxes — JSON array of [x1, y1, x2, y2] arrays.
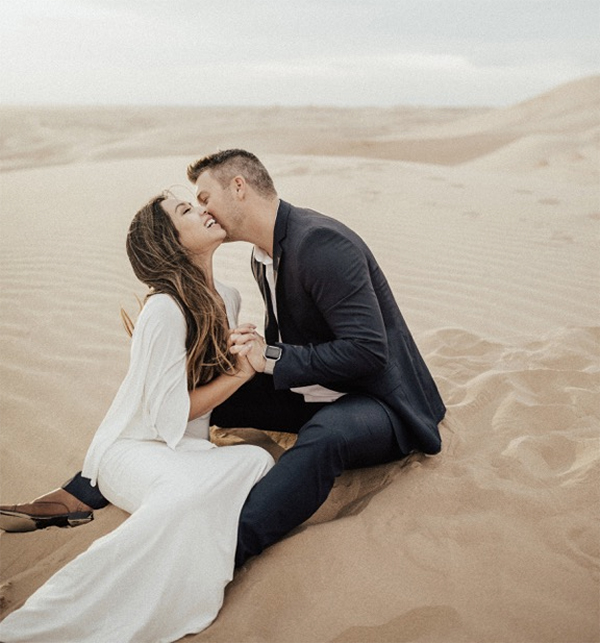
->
[[229, 324, 267, 373]]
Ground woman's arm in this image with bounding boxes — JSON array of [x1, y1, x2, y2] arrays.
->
[[188, 349, 254, 420], [83, 296, 255, 484]]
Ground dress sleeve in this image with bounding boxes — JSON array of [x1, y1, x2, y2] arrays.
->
[[82, 295, 190, 485], [137, 295, 191, 448], [215, 280, 241, 328]]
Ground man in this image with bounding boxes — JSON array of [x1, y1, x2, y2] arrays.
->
[[1, 150, 445, 567]]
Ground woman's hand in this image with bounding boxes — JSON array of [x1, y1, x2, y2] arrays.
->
[[232, 344, 256, 379], [228, 324, 259, 379], [188, 326, 258, 420], [229, 324, 267, 373], [228, 323, 257, 348]]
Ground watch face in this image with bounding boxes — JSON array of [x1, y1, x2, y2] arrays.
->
[[265, 345, 282, 360]]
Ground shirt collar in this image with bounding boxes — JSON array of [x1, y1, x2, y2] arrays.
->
[[253, 245, 273, 266]]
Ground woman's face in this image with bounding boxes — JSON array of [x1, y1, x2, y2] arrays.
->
[[162, 198, 226, 257]]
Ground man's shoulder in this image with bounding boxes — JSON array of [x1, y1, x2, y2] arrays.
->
[[292, 208, 368, 256], [287, 202, 335, 223], [286, 202, 351, 239]]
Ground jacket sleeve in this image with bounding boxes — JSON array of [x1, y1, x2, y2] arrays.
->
[[273, 227, 388, 390]]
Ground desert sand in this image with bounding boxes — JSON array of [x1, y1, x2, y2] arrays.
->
[[0, 75, 598, 642]]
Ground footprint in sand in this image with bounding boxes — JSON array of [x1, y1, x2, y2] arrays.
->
[[0, 582, 13, 610], [331, 605, 464, 643], [499, 434, 581, 481], [308, 460, 406, 525]]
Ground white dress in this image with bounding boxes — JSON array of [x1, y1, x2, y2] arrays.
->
[[0, 284, 274, 643]]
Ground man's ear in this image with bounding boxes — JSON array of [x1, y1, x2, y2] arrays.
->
[[232, 175, 246, 198]]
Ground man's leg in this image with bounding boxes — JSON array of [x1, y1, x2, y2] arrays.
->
[[0, 478, 98, 532], [62, 473, 110, 509], [211, 373, 324, 432], [234, 394, 406, 567]]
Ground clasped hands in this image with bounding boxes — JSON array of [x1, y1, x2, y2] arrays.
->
[[228, 323, 267, 374]]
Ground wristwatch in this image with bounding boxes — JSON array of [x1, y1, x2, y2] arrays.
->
[[263, 345, 282, 375]]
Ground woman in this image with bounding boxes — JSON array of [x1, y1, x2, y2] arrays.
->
[[0, 194, 274, 642]]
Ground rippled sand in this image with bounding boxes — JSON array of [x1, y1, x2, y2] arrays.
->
[[1, 76, 598, 642]]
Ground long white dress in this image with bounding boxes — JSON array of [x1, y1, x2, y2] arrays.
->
[[0, 284, 274, 643]]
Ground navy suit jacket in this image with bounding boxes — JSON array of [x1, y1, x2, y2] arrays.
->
[[252, 200, 445, 455]]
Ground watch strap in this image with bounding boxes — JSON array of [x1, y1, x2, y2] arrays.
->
[[263, 345, 282, 375]]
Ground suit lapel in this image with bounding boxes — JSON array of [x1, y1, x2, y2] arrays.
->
[[252, 201, 291, 343], [273, 201, 291, 274], [272, 199, 290, 287], [251, 251, 279, 343]]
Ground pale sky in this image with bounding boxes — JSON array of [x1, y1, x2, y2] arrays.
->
[[1, 0, 598, 107]]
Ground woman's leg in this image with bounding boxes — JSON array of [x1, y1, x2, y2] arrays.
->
[[0, 375, 314, 533], [0, 439, 273, 643]]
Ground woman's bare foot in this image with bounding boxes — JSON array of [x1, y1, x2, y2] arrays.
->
[[0, 488, 93, 532]]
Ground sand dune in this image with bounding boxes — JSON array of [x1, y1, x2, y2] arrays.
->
[[0, 77, 598, 642], [0, 104, 485, 173], [401, 75, 599, 137], [366, 75, 600, 167]]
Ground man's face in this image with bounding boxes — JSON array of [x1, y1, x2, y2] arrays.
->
[[194, 170, 243, 242]]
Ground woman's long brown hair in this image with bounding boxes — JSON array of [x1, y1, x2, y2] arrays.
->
[[121, 195, 233, 388]]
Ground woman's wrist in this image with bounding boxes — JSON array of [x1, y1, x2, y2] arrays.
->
[[238, 367, 256, 382]]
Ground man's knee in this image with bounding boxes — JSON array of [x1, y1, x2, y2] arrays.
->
[[295, 422, 348, 459], [298, 396, 402, 469]]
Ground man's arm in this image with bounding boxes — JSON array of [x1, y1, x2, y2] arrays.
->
[[234, 228, 389, 388]]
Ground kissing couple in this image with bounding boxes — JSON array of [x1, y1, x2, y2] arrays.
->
[[0, 149, 445, 642]]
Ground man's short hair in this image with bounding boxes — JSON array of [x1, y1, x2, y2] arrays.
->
[[187, 149, 277, 198]]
